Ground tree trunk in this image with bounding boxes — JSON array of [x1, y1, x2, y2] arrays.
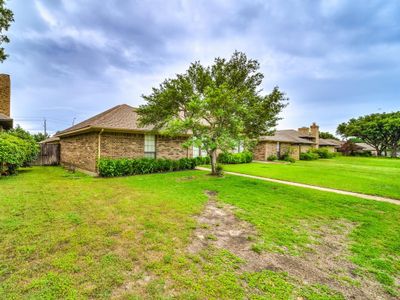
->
[[210, 149, 217, 175], [391, 145, 398, 158]]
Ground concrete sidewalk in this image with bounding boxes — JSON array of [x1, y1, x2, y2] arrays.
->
[[196, 167, 400, 206]]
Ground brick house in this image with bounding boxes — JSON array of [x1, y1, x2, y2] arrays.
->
[[254, 123, 339, 161], [53, 104, 192, 173], [0, 74, 13, 131]]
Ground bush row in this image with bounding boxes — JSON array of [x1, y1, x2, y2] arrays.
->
[[300, 148, 336, 161], [267, 154, 296, 163], [0, 132, 39, 175], [217, 151, 253, 164], [98, 156, 210, 177]]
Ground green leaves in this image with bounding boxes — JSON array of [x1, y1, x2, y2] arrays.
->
[[137, 51, 288, 173], [0, 133, 34, 175], [0, 0, 14, 62], [337, 111, 400, 157], [97, 157, 209, 177]]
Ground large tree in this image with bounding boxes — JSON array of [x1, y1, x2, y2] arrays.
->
[[384, 111, 400, 157], [337, 112, 400, 157], [319, 131, 338, 140], [138, 51, 288, 174], [0, 0, 14, 62]]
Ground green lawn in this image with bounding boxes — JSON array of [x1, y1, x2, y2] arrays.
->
[[220, 156, 400, 199], [0, 167, 399, 299]]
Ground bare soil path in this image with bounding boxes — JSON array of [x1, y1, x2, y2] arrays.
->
[[188, 190, 395, 300], [196, 167, 400, 206]]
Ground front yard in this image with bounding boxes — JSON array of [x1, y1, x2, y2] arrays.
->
[[221, 156, 400, 199], [0, 167, 399, 299]]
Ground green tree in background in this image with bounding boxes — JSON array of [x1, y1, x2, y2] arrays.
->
[[337, 112, 400, 157], [138, 51, 288, 174], [33, 132, 50, 143], [0, 0, 14, 62], [319, 131, 338, 140]]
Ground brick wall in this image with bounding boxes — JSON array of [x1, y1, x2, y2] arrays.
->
[[265, 142, 278, 159], [280, 143, 300, 160], [100, 132, 144, 159], [299, 145, 312, 153], [253, 142, 266, 160], [60, 132, 98, 172], [0, 74, 11, 117], [59, 131, 192, 173], [320, 145, 335, 152], [156, 136, 191, 159]]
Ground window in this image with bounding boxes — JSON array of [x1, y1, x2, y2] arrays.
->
[[233, 141, 244, 153], [193, 145, 208, 157], [193, 145, 200, 158], [200, 149, 207, 157], [144, 135, 156, 158]]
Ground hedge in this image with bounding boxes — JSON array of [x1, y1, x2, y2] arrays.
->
[[98, 156, 210, 177], [300, 148, 336, 161], [311, 148, 336, 159], [300, 152, 319, 161], [217, 151, 253, 164], [0, 132, 38, 175]]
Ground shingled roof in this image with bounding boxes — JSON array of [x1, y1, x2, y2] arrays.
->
[[319, 138, 342, 147], [57, 104, 155, 136], [259, 130, 314, 144]]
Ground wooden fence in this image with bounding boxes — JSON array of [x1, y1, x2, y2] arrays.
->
[[34, 143, 60, 166]]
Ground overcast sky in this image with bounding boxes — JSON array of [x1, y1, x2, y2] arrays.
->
[[1, 0, 400, 135]]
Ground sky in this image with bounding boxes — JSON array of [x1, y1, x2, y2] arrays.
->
[[1, 0, 400, 135]]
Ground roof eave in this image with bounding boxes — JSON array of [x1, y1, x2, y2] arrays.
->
[[57, 126, 191, 138]]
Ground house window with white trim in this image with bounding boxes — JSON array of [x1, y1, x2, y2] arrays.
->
[[193, 145, 207, 157], [193, 145, 200, 158], [144, 135, 156, 158], [232, 141, 244, 153]]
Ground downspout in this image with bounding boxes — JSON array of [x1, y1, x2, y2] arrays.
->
[[97, 129, 104, 172]]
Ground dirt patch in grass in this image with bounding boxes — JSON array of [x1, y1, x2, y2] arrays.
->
[[188, 190, 395, 299]]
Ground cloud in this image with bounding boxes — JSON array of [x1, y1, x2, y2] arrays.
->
[[1, 0, 400, 134]]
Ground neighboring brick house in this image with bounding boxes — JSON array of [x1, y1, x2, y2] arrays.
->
[[0, 74, 13, 131], [53, 104, 192, 173], [254, 123, 339, 161]]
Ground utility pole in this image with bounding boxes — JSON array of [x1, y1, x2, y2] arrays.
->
[[72, 117, 76, 126], [43, 118, 47, 136]]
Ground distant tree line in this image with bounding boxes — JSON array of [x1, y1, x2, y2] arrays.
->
[[319, 131, 338, 140], [337, 112, 400, 157]]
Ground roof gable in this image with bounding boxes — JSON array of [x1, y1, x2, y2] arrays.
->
[[57, 104, 155, 136], [260, 129, 314, 144]]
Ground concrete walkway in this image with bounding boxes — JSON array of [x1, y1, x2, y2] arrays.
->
[[196, 167, 400, 206]]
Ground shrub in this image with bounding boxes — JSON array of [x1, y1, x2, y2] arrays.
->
[[217, 151, 253, 164], [98, 157, 202, 177], [300, 152, 319, 161], [267, 154, 278, 161], [8, 126, 39, 166], [311, 148, 335, 159], [215, 164, 224, 176], [194, 156, 210, 165], [282, 156, 296, 163], [0, 132, 37, 176], [279, 151, 296, 163]]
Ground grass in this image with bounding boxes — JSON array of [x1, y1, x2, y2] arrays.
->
[[0, 166, 399, 299], [219, 156, 400, 199]]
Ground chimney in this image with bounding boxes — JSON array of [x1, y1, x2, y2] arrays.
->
[[0, 74, 11, 117], [298, 127, 309, 136], [310, 122, 319, 148]]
